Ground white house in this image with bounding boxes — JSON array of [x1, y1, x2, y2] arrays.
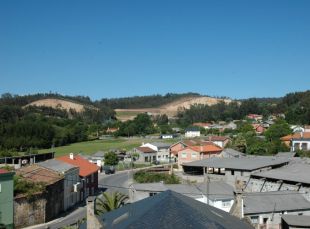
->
[[129, 181, 235, 212], [291, 132, 310, 151], [141, 142, 171, 162], [185, 127, 201, 138]]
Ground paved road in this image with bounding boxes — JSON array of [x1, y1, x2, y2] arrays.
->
[[26, 172, 130, 229]]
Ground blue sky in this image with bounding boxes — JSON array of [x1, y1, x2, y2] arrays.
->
[[1, 0, 310, 100]]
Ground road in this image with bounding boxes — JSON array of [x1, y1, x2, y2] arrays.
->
[[26, 172, 131, 229]]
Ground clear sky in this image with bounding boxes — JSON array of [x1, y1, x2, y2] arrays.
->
[[1, 0, 310, 100]]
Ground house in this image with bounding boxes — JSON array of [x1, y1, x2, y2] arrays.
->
[[182, 156, 290, 187], [133, 146, 157, 163], [206, 135, 231, 148], [236, 191, 310, 229], [185, 126, 201, 138], [38, 159, 81, 211], [290, 125, 305, 133], [85, 190, 253, 229], [129, 181, 235, 212], [192, 122, 212, 129], [0, 169, 14, 229], [281, 132, 310, 151], [106, 127, 119, 134], [247, 114, 263, 122], [177, 143, 222, 168], [88, 151, 105, 171], [141, 142, 171, 162], [160, 134, 174, 139], [57, 153, 99, 199], [245, 163, 310, 201], [15, 165, 64, 228], [252, 124, 265, 134], [224, 121, 237, 130], [281, 215, 310, 229], [221, 148, 245, 158]]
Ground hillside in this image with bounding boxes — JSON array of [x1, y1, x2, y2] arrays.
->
[[24, 98, 86, 112], [115, 96, 234, 121]]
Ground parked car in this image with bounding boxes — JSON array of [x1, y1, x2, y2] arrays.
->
[[104, 165, 115, 174]]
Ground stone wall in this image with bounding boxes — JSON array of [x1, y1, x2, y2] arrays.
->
[[14, 194, 46, 229]]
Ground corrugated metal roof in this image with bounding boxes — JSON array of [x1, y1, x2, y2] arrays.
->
[[38, 159, 77, 173]]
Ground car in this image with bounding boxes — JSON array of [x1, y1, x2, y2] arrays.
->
[[104, 166, 115, 174]]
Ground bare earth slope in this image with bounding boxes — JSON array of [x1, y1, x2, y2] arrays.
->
[[24, 98, 86, 112], [116, 96, 233, 121]]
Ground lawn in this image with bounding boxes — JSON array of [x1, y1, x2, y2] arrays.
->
[[38, 137, 179, 157], [38, 138, 142, 157]]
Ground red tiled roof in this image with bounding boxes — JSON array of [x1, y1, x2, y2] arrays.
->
[[281, 132, 310, 141], [207, 136, 230, 142], [136, 147, 156, 154], [188, 143, 222, 153], [57, 155, 99, 177], [17, 165, 63, 185]]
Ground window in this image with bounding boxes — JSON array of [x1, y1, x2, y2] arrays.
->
[[149, 192, 157, 197], [294, 143, 300, 151], [250, 216, 259, 224], [91, 174, 94, 183], [192, 153, 197, 158], [145, 156, 148, 162], [181, 152, 187, 158], [231, 170, 235, 175], [302, 143, 308, 150], [222, 201, 231, 208]]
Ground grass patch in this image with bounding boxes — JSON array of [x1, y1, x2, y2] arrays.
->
[[38, 138, 142, 157]]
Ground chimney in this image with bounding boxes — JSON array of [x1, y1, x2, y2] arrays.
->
[[70, 153, 74, 160], [87, 196, 104, 229]]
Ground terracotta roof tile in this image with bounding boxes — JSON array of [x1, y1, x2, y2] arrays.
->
[[56, 155, 99, 177], [136, 147, 156, 154]]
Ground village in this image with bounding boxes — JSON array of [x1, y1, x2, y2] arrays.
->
[[1, 113, 310, 229]]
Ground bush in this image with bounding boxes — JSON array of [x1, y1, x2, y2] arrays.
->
[[134, 171, 180, 184]]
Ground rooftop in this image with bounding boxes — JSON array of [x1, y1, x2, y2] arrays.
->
[[182, 156, 289, 171], [252, 163, 310, 184], [243, 191, 310, 214], [98, 190, 253, 229], [17, 164, 63, 185], [38, 159, 77, 173], [196, 181, 235, 200], [281, 215, 310, 227], [135, 147, 156, 154], [281, 132, 310, 141], [187, 144, 222, 153], [222, 148, 245, 157], [56, 155, 99, 177], [148, 142, 171, 149], [206, 136, 230, 142], [91, 151, 105, 157]]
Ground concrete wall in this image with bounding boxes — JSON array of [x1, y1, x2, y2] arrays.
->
[[247, 210, 310, 229]]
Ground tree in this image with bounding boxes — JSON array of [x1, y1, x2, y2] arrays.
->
[[95, 192, 128, 215], [104, 151, 119, 166], [264, 119, 291, 142]]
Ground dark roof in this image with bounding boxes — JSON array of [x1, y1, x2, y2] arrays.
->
[[98, 190, 252, 229], [92, 151, 105, 157], [243, 191, 310, 215], [275, 152, 296, 158], [222, 148, 245, 158], [149, 142, 171, 149], [282, 215, 310, 227], [196, 181, 235, 200], [252, 163, 310, 184], [183, 156, 289, 171]]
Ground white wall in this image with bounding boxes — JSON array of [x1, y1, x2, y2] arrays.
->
[[185, 131, 201, 138]]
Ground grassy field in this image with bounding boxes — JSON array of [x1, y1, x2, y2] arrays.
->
[[38, 137, 179, 157]]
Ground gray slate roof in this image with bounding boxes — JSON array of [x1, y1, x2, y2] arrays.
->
[[183, 156, 289, 171], [149, 142, 171, 149], [98, 190, 253, 229], [222, 148, 245, 158], [252, 163, 310, 184], [91, 151, 105, 158], [38, 159, 77, 173], [196, 181, 235, 200], [132, 181, 235, 200], [281, 215, 310, 227], [243, 191, 310, 214]]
